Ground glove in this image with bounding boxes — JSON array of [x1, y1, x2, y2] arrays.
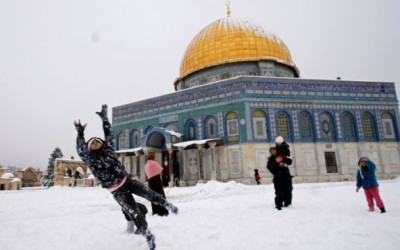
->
[[96, 104, 108, 120], [74, 120, 86, 136]]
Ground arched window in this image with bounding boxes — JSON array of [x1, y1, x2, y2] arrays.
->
[[252, 110, 267, 139], [76, 167, 85, 179], [205, 117, 217, 139], [382, 113, 396, 139], [320, 112, 335, 141], [64, 167, 72, 177], [186, 120, 197, 140], [277, 111, 291, 140], [118, 132, 126, 150], [299, 111, 314, 140], [226, 112, 239, 142], [342, 112, 356, 141], [131, 130, 140, 148], [362, 113, 376, 140]]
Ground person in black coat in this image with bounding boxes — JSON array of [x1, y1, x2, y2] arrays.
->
[[267, 147, 293, 210]]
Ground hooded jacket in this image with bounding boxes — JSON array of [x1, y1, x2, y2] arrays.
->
[[76, 118, 127, 188], [356, 157, 379, 189]]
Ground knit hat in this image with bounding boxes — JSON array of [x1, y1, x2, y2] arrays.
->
[[275, 136, 284, 143], [87, 137, 103, 151]]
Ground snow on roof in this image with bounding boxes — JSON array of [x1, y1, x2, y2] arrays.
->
[[2, 173, 15, 179], [173, 138, 222, 148], [12, 178, 21, 182], [165, 129, 182, 137], [55, 158, 84, 164], [116, 147, 142, 154]]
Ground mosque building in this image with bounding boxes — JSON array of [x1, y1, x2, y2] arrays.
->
[[112, 3, 400, 186]]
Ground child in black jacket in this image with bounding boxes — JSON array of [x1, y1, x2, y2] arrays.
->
[[275, 136, 291, 165], [74, 104, 178, 250]]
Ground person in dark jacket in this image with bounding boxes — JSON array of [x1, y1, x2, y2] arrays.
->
[[74, 104, 178, 250], [267, 147, 293, 210], [356, 156, 386, 213], [145, 153, 169, 216]]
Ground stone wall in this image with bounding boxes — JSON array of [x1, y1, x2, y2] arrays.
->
[[178, 142, 400, 186]]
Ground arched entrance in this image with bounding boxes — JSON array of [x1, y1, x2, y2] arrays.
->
[[143, 127, 181, 186], [22, 167, 38, 187]]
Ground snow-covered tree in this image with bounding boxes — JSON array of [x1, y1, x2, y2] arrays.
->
[[47, 147, 63, 174], [42, 147, 63, 187]]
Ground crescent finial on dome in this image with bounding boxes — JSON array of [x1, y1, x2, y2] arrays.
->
[[226, 1, 231, 17]]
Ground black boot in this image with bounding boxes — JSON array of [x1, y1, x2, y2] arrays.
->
[[380, 207, 386, 213]]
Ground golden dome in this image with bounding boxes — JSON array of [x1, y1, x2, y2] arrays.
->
[[177, 17, 295, 81]]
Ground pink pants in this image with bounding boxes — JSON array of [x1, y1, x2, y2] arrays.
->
[[363, 186, 384, 210]]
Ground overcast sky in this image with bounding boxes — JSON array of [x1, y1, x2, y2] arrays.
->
[[1, 0, 399, 170]]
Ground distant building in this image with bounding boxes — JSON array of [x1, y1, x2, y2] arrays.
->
[[112, 8, 400, 186], [53, 159, 98, 187], [0, 167, 26, 190]]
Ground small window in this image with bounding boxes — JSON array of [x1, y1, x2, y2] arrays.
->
[[382, 113, 395, 139], [342, 113, 356, 141], [325, 152, 338, 173], [299, 111, 313, 140], [252, 110, 267, 139], [362, 113, 375, 139], [277, 112, 290, 139], [226, 112, 239, 142], [228, 120, 239, 135], [221, 73, 230, 79], [205, 117, 217, 139], [132, 130, 140, 148], [187, 120, 197, 140], [119, 132, 126, 150]]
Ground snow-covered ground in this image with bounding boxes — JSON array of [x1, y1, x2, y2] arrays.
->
[[1, 179, 400, 250]]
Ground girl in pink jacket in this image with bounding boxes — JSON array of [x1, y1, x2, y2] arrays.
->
[[145, 153, 169, 216]]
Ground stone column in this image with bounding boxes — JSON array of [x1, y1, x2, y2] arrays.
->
[[197, 144, 205, 184], [178, 147, 187, 187], [209, 142, 217, 180], [168, 148, 175, 187], [134, 151, 141, 178]]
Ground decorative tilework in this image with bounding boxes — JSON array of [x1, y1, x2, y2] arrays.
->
[[197, 119, 203, 140], [335, 112, 342, 138], [269, 111, 276, 139], [356, 111, 363, 139], [112, 76, 398, 145], [292, 110, 299, 139], [376, 110, 384, 137], [314, 112, 321, 139], [218, 112, 224, 137]]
